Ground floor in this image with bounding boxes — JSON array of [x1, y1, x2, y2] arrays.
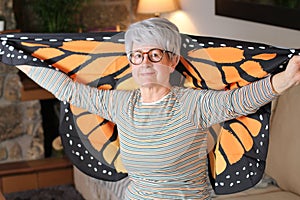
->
[[4, 184, 84, 200]]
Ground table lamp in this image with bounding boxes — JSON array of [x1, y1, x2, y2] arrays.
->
[[137, 0, 179, 17]]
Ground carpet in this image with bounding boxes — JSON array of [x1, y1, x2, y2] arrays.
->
[[4, 184, 84, 200]]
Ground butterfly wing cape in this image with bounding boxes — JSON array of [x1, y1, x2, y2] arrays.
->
[[0, 31, 299, 194]]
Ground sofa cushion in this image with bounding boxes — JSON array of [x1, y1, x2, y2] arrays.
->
[[213, 185, 280, 199], [266, 85, 300, 196], [221, 191, 300, 200]]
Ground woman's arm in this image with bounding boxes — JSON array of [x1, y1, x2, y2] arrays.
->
[[198, 76, 277, 129], [17, 65, 116, 121], [17, 65, 71, 101], [199, 55, 300, 128]]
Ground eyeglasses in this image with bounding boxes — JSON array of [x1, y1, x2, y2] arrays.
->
[[127, 48, 173, 65]]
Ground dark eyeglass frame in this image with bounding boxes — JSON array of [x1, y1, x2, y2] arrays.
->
[[127, 48, 174, 65]]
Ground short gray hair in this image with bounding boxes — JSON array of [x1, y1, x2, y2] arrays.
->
[[124, 18, 181, 56]]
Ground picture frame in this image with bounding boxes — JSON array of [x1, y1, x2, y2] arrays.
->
[[215, 0, 300, 31]]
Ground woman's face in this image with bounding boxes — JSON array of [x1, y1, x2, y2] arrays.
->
[[130, 46, 177, 88]]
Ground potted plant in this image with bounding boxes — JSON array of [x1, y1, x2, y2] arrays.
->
[[31, 0, 88, 33]]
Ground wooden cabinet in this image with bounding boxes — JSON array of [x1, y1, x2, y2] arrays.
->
[[0, 157, 73, 194]]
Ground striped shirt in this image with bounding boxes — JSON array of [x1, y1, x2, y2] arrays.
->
[[27, 67, 278, 199]]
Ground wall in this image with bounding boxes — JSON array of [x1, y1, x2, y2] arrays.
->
[[166, 0, 300, 48]]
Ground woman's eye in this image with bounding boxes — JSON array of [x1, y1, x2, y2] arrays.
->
[[134, 53, 142, 59], [151, 51, 161, 57], [151, 53, 157, 58]]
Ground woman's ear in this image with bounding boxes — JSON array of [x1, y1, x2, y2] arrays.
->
[[168, 55, 180, 73], [171, 55, 180, 68]]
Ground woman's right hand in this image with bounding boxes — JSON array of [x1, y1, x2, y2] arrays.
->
[[16, 65, 34, 74]]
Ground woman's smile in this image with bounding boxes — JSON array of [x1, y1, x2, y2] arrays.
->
[[140, 71, 156, 76]]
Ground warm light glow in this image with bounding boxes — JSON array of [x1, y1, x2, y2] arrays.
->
[[167, 11, 198, 35], [137, 0, 179, 16]]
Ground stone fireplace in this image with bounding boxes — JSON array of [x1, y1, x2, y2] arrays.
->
[[0, 0, 45, 164]]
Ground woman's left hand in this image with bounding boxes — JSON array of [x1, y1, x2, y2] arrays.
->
[[271, 55, 300, 94]]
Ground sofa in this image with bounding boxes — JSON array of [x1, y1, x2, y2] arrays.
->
[[74, 85, 300, 200]]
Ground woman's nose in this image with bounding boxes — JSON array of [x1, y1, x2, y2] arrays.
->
[[142, 54, 151, 64]]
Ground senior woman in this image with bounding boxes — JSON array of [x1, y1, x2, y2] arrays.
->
[[17, 18, 300, 199]]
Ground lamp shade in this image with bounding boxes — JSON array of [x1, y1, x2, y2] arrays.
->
[[137, 0, 179, 15]]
